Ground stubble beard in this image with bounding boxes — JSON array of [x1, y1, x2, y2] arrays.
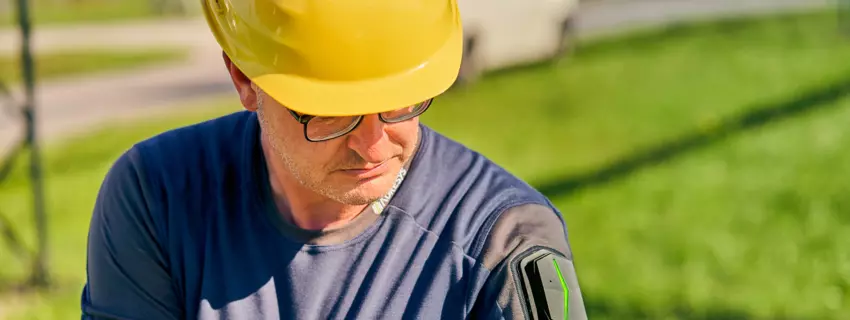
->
[[256, 96, 382, 206]]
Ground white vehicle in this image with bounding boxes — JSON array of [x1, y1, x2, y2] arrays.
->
[[457, 0, 580, 83]]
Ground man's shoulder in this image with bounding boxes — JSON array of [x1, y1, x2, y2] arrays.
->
[[134, 110, 254, 157], [113, 110, 256, 192], [417, 125, 550, 205], [405, 126, 564, 256]]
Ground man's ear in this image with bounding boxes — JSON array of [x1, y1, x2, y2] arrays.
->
[[223, 52, 258, 112]]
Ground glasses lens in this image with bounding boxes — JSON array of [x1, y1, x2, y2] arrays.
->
[[380, 99, 432, 123], [300, 98, 433, 141], [306, 116, 361, 141]]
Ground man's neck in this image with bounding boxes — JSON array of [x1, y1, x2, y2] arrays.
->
[[261, 139, 367, 231]]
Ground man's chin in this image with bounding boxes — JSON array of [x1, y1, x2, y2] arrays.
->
[[331, 190, 385, 206], [326, 173, 396, 205]]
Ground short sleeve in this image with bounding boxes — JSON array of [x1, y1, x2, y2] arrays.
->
[[81, 147, 182, 320]]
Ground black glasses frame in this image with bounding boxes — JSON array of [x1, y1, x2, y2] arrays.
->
[[287, 98, 433, 142]]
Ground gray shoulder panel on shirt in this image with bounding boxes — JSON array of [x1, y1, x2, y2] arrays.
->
[[479, 203, 572, 270], [475, 203, 587, 319]]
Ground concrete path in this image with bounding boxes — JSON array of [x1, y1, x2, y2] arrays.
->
[[0, 18, 217, 55], [0, 0, 832, 154]]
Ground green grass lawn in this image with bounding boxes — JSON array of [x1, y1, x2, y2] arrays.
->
[[0, 0, 199, 27], [0, 49, 187, 85], [2, 9, 850, 320]]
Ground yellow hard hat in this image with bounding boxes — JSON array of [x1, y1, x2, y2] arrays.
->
[[201, 0, 463, 117]]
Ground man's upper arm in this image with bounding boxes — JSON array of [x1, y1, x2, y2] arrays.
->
[[82, 148, 181, 320], [471, 203, 587, 320]]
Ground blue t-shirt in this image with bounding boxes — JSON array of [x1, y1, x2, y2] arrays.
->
[[81, 111, 587, 319]]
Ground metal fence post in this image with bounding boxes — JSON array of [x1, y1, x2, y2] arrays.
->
[[15, 0, 50, 288]]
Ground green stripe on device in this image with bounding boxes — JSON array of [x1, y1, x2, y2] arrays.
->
[[552, 258, 569, 320], [515, 247, 571, 320]]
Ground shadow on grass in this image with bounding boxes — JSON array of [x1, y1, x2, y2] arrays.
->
[[534, 75, 850, 198]]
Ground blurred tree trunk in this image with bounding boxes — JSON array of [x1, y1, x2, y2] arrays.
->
[[842, 0, 850, 37], [150, 0, 187, 16]]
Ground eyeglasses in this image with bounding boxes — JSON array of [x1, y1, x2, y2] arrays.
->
[[288, 98, 433, 142]]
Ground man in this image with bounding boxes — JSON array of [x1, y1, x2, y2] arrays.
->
[[81, 0, 588, 319]]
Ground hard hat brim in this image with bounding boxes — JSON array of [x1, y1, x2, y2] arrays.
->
[[248, 23, 462, 117]]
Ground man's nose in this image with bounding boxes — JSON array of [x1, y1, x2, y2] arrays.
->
[[346, 115, 390, 163]]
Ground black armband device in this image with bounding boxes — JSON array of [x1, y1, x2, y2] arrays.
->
[[512, 247, 573, 320]]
